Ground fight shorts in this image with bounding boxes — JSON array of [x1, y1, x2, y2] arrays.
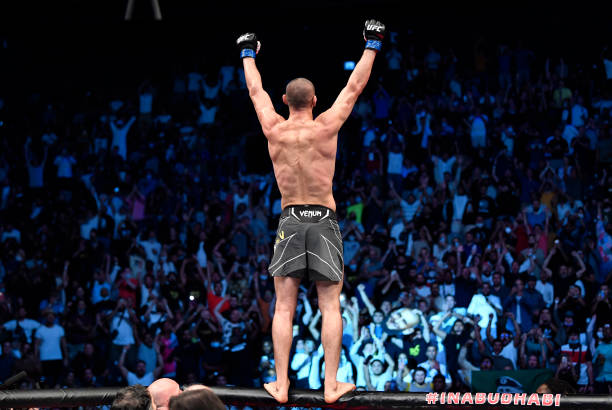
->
[[269, 205, 344, 282]]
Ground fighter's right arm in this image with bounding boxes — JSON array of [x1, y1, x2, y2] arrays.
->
[[237, 33, 284, 135], [317, 20, 385, 132]]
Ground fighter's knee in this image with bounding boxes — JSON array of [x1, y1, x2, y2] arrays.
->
[[318, 299, 340, 315], [274, 303, 297, 316]]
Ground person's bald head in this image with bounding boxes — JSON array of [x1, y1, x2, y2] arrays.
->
[[283, 78, 316, 110], [147, 378, 181, 410]]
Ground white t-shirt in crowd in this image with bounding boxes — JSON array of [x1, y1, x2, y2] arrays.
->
[[291, 352, 314, 380], [138, 344, 157, 373], [467, 295, 497, 337], [233, 193, 249, 212], [386, 48, 403, 70], [27, 164, 44, 188], [2, 318, 40, 343], [425, 50, 441, 70], [416, 360, 451, 385], [369, 366, 394, 391], [219, 65, 235, 92], [571, 104, 588, 127], [220, 317, 244, 347], [197, 241, 208, 268], [42, 132, 57, 145], [35, 324, 65, 361], [202, 82, 220, 100], [127, 371, 155, 386], [322, 360, 354, 384], [562, 124, 579, 148], [138, 238, 161, 265], [111, 117, 136, 160], [400, 199, 420, 222], [344, 239, 360, 264], [139, 93, 153, 114], [140, 285, 158, 308], [604, 58, 612, 80], [1, 229, 21, 244], [187, 72, 203, 92], [535, 280, 554, 307], [54, 155, 76, 178], [501, 342, 518, 369], [80, 216, 99, 240], [470, 116, 487, 139], [432, 156, 456, 185], [387, 152, 403, 175], [198, 104, 218, 125], [91, 281, 111, 305], [450, 79, 461, 97], [390, 221, 406, 245], [363, 128, 377, 147], [111, 313, 135, 346], [452, 194, 468, 220], [415, 284, 431, 299]]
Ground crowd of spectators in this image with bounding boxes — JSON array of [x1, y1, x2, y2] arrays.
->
[[1, 27, 612, 400]]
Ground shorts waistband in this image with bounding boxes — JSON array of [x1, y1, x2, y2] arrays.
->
[[282, 205, 337, 221]]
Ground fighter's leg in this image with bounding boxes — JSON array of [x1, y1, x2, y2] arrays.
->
[[316, 279, 355, 403], [264, 276, 301, 403]]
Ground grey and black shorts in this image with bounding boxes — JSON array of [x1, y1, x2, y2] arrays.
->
[[269, 205, 344, 282]]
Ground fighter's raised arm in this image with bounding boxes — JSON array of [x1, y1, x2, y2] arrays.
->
[[317, 19, 385, 131], [237, 33, 284, 136]]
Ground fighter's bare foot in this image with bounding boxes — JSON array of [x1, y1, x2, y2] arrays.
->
[[324, 381, 356, 404], [264, 381, 289, 404]]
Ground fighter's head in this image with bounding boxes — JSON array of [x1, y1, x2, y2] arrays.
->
[[283, 78, 316, 110]]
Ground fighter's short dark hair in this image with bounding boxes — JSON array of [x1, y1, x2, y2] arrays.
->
[[286, 78, 314, 109], [111, 385, 152, 410], [169, 388, 225, 410]]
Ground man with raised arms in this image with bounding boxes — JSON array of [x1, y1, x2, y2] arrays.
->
[[236, 19, 385, 403]]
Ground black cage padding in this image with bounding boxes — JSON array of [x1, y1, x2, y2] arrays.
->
[[1, 387, 612, 409]]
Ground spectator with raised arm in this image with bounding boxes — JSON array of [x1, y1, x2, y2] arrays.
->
[[363, 342, 395, 391], [118, 339, 164, 386]]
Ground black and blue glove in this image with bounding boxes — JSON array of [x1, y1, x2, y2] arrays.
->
[[236, 32, 261, 59], [363, 19, 386, 52]]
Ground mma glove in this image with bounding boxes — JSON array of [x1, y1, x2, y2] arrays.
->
[[236, 33, 261, 59], [363, 19, 386, 52]]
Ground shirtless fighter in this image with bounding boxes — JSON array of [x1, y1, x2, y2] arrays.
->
[[237, 19, 385, 403]]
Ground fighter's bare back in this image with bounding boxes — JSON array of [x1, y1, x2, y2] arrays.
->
[[267, 118, 338, 211]]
